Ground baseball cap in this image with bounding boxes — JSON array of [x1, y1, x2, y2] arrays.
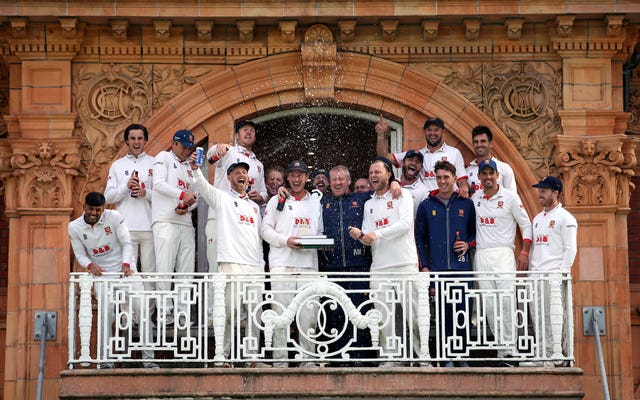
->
[[173, 129, 195, 148], [478, 159, 498, 172], [226, 161, 250, 175], [234, 120, 256, 133], [287, 160, 309, 173], [423, 117, 445, 130], [532, 176, 563, 192], [311, 168, 329, 180], [404, 149, 424, 163]]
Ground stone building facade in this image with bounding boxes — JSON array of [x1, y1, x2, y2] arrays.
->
[[0, 1, 639, 399]]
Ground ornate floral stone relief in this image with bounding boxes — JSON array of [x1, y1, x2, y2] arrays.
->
[[71, 63, 210, 200], [555, 137, 626, 207], [423, 61, 562, 177], [301, 24, 337, 102]]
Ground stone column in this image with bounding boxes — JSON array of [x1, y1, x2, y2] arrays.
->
[[1, 20, 82, 400], [552, 15, 636, 400]]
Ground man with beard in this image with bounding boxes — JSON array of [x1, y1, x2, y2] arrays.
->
[[152, 129, 198, 326], [466, 125, 517, 194], [311, 169, 330, 194], [348, 158, 424, 367], [69, 192, 158, 369], [400, 149, 429, 216], [521, 176, 577, 367], [189, 155, 268, 366], [260, 160, 323, 368], [376, 115, 470, 197], [205, 120, 267, 272], [471, 159, 532, 365], [415, 161, 475, 367]]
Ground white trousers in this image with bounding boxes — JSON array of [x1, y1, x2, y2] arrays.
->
[[94, 275, 154, 361], [474, 247, 516, 357], [205, 218, 218, 273], [152, 221, 195, 320], [130, 231, 156, 313], [217, 262, 263, 358], [533, 274, 568, 359], [369, 265, 421, 359], [270, 266, 318, 361]]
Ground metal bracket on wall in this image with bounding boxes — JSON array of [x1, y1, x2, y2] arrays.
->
[[582, 306, 605, 336], [33, 311, 57, 341]]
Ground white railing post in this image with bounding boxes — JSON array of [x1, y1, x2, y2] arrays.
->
[[212, 276, 226, 364], [549, 273, 564, 360], [415, 273, 431, 360], [77, 274, 93, 366]]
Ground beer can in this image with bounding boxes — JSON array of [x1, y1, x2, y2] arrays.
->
[[195, 147, 204, 166]]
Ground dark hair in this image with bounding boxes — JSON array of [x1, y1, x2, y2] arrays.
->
[[471, 125, 493, 142], [371, 157, 396, 184], [124, 124, 149, 141], [85, 192, 106, 207], [266, 165, 285, 177], [434, 160, 456, 176]]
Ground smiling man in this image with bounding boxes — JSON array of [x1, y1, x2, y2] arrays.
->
[[465, 125, 517, 194], [260, 160, 323, 368], [205, 120, 267, 273], [400, 149, 429, 216], [104, 124, 156, 307]]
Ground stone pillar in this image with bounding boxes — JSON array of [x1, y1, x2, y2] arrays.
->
[[1, 20, 82, 400], [552, 16, 636, 400]]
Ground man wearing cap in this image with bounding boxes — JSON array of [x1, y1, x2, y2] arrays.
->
[[522, 176, 577, 367], [471, 158, 532, 364], [260, 160, 323, 367], [466, 125, 517, 194], [188, 155, 267, 365], [400, 149, 429, 216], [152, 129, 198, 326], [104, 124, 157, 312], [348, 158, 424, 367], [311, 169, 330, 194], [205, 120, 267, 273], [69, 192, 158, 369], [376, 115, 470, 197]]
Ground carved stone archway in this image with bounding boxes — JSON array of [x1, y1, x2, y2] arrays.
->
[[137, 50, 539, 211]]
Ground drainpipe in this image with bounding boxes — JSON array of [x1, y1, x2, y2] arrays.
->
[[623, 42, 640, 112]]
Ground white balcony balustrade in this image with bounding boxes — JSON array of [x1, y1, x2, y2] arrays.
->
[[67, 271, 573, 368]]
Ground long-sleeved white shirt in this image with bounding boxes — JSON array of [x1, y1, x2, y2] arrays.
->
[[361, 188, 417, 270], [466, 157, 517, 193], [192, 168, 264, 269], [207, 144, 267, 219], [68, 209, 135, 273], [104, 152, 155, 231], [392, 143, 467, 192], [151, 150, 195, 226], [472, 185, 532, 250], [402, 178, 429, 216], [530, 203, 578, 272], [260, 191, 322, 270]]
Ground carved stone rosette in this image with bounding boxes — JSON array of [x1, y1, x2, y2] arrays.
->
[[0, 138, 81, 212], [301, 25, 337, 103], [554, 135, 635, 208]]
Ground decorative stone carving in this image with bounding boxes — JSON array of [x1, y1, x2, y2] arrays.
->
[[9, 18, 27, 39], [627, 88, 640, 134], [421, 19, 439, 42], [196, 20, 213, 41], [237, 20, 255, 42], [338, 20, 356, 42], [555, 136, 626, 207], [3, 140, 81, 209], [279, 20, 297, 43], [153, 20, 172, 41], [619, 137, 638, 209], [59, 17, 78, 39], [301, 24, 337, 102], [605, 15, 625, 37], [555, 15, 575, 37], [110, 20, 128, 41], [464, 18, 481, 41], [505, 18, 524, 40], [380, 20, 398, 42]]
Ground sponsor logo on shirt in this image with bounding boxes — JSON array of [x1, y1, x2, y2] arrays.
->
[[375, 217, 390, 228], [478, 216, 496, 225], [92, 245, 111, 255], [239, 214, 256, 224], [535, 234, 549, 243], [177, 179, 190, 190], [424, 170, 436, 178], [295, 217, 311, 226]]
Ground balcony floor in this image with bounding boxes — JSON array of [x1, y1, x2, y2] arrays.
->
[[60, 365, 584, 399]]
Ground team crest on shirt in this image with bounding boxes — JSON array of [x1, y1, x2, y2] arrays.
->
[[432, 210, 436, 216], [549, 220, 556, 228], [458, 209, 464, 217], [148, 169, 153, 177], [441, 157, 447, 162], [326, 203, 331, 209], [497, 201, 504, 209], [351, 201, 359, 208], [386, 201, 393, 209], [104, 227, 112, 235]]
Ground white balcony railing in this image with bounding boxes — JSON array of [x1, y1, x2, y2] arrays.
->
[[67, 270, 573, 368]]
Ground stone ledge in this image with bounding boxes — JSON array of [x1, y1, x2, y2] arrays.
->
[[60, 367, 584, 399]]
